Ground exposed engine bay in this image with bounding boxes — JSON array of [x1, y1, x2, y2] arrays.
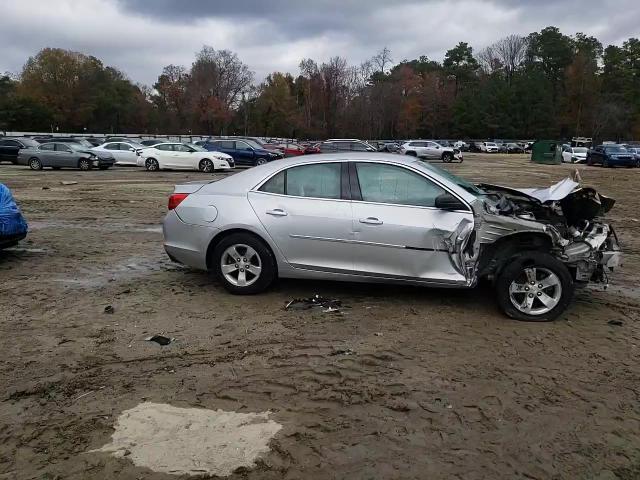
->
[[454, 177, 621, 285]]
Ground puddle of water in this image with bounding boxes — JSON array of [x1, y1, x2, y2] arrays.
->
[[55, 257, 184, 288], [91, 402, 282, 477]]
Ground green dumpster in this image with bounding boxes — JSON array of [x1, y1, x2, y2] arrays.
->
[[530, 140, 562, 165]]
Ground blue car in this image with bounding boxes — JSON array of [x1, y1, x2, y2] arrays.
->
[[0, 183, 28, 249], [587, 145, 639, 167], [202, 139, 283, 167]]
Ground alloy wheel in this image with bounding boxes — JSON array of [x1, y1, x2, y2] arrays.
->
[[508, 267, 562, 316], [200, 159, 214, 173], [220, 244, 262, 287]]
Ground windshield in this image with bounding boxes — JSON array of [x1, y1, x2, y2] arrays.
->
[[419, 161, 484, 196], [186, 143, 207, 152], [573, 147, 588, 154], [69, 143, 88, 151], [605, 146, 627, 153], [242, 139, 263, 149], [486, 142, 497, 147]]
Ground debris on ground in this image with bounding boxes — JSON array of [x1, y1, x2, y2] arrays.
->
[[104, 305, 115, 314], [60, 181, 78, 185], [145, 335, 173, 346], [41, 186, 50, 190], [607, 320, 623, 326], [330, 347, 355, 356], [285, 295, 345, 312]]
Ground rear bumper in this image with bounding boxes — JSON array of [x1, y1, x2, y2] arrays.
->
[[162, 210, 218, 270]]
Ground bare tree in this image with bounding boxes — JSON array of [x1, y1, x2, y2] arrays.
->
[[372, 47, 393, 74], [477, 35, 528, 81], [494, 35, 528, 81]]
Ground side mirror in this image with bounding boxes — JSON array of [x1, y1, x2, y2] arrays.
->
[[129, 147, 135, 152], [435, 192, 466, 211]]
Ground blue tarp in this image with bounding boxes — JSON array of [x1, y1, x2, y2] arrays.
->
[[0, 183, 28, 237]]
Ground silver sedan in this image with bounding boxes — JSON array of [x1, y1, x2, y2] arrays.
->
[[163, 153, 620, 321]]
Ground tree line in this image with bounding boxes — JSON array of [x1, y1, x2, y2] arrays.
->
[[1, 26, 638, 142]]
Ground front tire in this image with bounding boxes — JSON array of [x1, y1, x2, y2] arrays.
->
[[213, 233, 276, 294], [495, 251, 574, 322], [145, 158, 160, 171], [405, 151, 417, 157], [442, 152, 454, 163], [29, 157, 43, 170], [254, 158, 268, 166], [78, 158, 91, 171], [199, 159, 214, 173]]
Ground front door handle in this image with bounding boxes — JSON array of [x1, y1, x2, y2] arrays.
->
[[266, 208, 287, 217], [359, 217, 383, 225]]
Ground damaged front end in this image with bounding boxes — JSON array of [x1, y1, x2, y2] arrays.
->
[[453, 177, 621, 287]]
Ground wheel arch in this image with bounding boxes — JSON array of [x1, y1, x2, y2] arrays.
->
[[476, 232, 554, 280], [206, 228, 278, 274]]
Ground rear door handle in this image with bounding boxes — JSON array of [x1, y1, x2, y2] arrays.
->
[[359, 217, 383, 225], [266, 208, 287, 217]]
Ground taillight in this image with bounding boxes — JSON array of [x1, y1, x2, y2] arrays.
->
[[168, 193, 189, 210]]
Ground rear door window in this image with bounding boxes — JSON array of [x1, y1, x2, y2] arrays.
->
[[259, 163, 341, 199], [39, 143, 55, 151]]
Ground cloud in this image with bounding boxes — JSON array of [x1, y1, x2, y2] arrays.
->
[[0, 0, 637, 85]]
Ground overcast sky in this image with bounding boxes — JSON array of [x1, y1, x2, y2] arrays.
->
[[1, 0, 637, 85]]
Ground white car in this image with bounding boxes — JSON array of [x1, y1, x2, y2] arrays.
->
[[399, 140, 463, 163], [92, 141, 145, 166], [481, 142, 499, 153], [561, 145, 588, 163], [137, 143, 233, 172]]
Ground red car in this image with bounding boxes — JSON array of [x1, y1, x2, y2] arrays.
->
[[302, 143, 321, 154], [274, 143, 306, 157]]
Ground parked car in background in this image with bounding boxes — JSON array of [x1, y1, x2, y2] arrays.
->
[[318, 140, 377, 153], [623, 146, 640, 161], [202, 139, 283, 167], [273, 143, 306, 157], [17, 142, 115, 170], [561, 145, 588, 163], [233, 137, 284, 155], [481, 142, 499, 153], [377, 141, 401, 153], [506, 143, 525, 154], [92, 141, 145, 166], [453, 141, 469, 152], [140, 139, 164, 147], [0, 183, 28, 249], [0, 137, 40, 164], [163, 153, 620, 322], [399, 140, 463, 162], [587, 145, 638, 167], [302, 143, 321, 154], [137, 142, 233, 172]]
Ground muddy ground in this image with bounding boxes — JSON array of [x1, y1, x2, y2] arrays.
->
[[1, 153, 639, 480]]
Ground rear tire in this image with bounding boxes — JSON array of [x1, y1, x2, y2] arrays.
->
[[603, 158, 610, 168], [29, 157, 43, 170], [495, 251, 574, 322], [213, 233, 276, 294], [145, 158, 159, 171], [78, 158, 91, 171]]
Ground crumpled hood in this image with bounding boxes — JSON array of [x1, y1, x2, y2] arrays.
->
[[478, 177, 615, 224]]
